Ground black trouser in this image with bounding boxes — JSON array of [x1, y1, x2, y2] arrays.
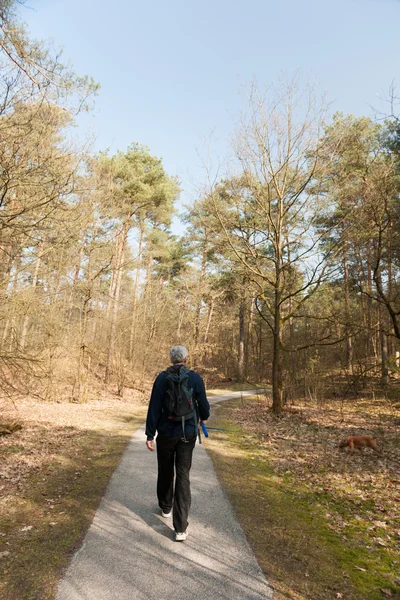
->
[[156, 433, 196, 533]]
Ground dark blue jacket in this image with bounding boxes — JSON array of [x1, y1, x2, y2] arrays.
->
[[145, 366, 210, 441]]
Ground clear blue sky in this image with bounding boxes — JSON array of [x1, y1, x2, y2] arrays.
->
[[22, 0, 400, 229]]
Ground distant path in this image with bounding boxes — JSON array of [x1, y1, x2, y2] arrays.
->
[[208, 389, 268, 405], [56, 391, 272, 600]]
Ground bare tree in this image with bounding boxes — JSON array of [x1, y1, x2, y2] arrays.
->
[[0, 0, 98, 114], [212, 78, 343, 413]]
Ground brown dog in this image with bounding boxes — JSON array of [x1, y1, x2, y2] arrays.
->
[[339, 435, 381, 454]]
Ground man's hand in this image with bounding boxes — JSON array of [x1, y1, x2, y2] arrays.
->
[[146, 440, 155, 452]]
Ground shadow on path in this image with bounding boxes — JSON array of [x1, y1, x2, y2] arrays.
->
[[56, 393, 273, 600]]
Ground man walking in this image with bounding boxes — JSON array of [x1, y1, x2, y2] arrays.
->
[[145, 345, 210, 541]]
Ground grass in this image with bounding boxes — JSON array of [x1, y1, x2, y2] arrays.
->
[[205, 394, 400, 600], [0, 393, 148, 600]]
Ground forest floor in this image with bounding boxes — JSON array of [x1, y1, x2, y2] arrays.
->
[[0, 385, 149, 600], [206, 387, 400, 600], [1, 380, 399, 600]]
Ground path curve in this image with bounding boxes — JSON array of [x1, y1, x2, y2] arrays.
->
[[56, 390, 273, 600]]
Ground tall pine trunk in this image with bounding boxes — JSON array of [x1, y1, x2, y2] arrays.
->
[[238, 294, 245, 383], [20, 256, 41, 350], [272, 288, 283, 414], [128, 225, 144, 362], [203, 297, 214, 344], [193, 244, 207, 368], [272, 264, 283, 414], [245, 297, 254, 379], [105, 216, 129, 383], [343, 244, 353, 373], [367, 242, 374, 360]]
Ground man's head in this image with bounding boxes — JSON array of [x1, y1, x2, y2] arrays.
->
[[170, 345, 189, 365]]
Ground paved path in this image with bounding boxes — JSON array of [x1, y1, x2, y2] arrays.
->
[[56, 391, 273, 600]]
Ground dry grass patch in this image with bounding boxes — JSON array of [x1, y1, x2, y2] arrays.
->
[[0, 387, 149, 600]]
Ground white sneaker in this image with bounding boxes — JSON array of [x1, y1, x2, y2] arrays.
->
[[175, 530, 188, 542], [161, 509, 172, 518]]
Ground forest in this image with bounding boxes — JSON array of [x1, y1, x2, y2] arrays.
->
[[1, 1, 400, 415], [1, 3, 400, 600]]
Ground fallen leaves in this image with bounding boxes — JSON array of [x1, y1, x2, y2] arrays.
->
[[373, 521, 388, 529], [226, 394, 400, 575], [0, 422, 22, 436]]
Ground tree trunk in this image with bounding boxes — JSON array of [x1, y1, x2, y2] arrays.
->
[[379, 304, 389, 387], [374, 242, 389, 386], [257, 314, 263, 374], [128, 224, 144, 362], [343, 245, 353, 373], [245, 297, 254, 379], [272, 195, 284, 415], [367, 242, 373, 359], [238, 293, 245, 383], [76, 244, 93, 402], [193, 244, 207, 368], [67, 227, 88, 324], [106, 228, 124, 322], [203, 297, 214, 344], [0, 239, 15, 301], [1, 254, 21, 350], [177, 294, 187, 340], [272, 283, 283, 414], [105, 217, 129, 383], [387, 216, 393, 355], [20, 256, 41, 350]]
